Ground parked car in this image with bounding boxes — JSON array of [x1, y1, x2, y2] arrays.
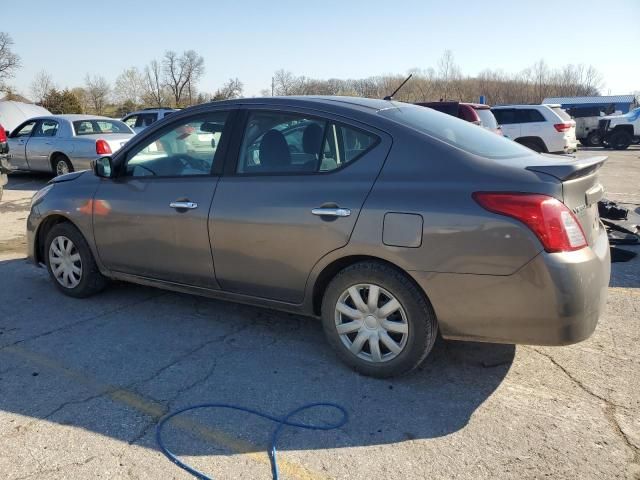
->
[[122, 108, 177, 134], [7, 115, 135, 175], [491, 104, 577, 153], [415, 101, 502, 135], [0, 122, 9, 201], [26, 97, 610, 378], [598, 107, 640, 150], [566, 106, 610, 147]]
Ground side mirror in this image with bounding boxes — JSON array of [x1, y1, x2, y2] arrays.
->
[[92, 156, 113, 178]]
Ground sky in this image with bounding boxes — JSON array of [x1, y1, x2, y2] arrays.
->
[[3, 0, 639, 99]]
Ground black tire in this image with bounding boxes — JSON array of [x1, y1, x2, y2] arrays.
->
[[321, 261, 438, 378], [51, 154, 73, 176], [517, 138, 546, 153], [578, 138, 589, 147], [585, 131, 602, 147], [44, 222, 108, 298], [608, 131, 632, 150]]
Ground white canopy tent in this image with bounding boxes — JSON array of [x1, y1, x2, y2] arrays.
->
[[0, 101, 51, 133]]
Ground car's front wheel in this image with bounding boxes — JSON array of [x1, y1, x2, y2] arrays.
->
[[321, 261, 438, 378], [45, 222, 108, 298], [52, 154, 73, 176], [608, 131, 632, 150]]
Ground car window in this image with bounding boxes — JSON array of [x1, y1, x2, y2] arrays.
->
[[551, 107, 571, 121], [12, 121, 37, 138], [516, 109, 545, 123], [125, 111, 229, 177], [32, 120, 59, 137], [237, 111, 378, 174], [123, 115, 138, 129], [492, 109, 516, 125], [136, 113, 157, 128], [381, 105, 531, 159], [73, 119, 132, 135]]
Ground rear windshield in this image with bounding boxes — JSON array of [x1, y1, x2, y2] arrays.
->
[[551, 107, 572, 121], [475, 108, 498, 129], [73, 119, 132, 135], [380, 105, 530, 159]]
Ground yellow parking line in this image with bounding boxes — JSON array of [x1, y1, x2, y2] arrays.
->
[[4, 345, 331, 480]]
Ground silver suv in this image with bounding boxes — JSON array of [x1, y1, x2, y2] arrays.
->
[[121, 108, 177, 134]]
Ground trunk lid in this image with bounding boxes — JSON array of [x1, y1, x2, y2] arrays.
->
[[526, 155, 607, 245], [80, 133, 133, 153]]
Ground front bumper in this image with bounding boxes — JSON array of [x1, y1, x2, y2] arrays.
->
[[410, 225, 610, 346]]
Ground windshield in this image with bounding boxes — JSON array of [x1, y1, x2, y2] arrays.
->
[[475, 108, 498, 129], [73, 119, 132, 135], [380, 105, 531, 159]]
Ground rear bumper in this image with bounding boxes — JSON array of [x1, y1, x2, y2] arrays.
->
[[410, 225, 610, 345]]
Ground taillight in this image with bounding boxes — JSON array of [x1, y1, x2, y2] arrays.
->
[[554, 122, 572, 132], [0, 124, 6, 142], [96, 139, 112, 155], [472, 192, 587, 252]]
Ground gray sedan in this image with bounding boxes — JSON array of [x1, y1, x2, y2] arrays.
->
[[7, 115, 134, 175], [26, 97, 611, 377]]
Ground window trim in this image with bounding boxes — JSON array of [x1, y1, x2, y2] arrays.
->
[[228, 108, 381, 177], [115, 109, 237, 180]]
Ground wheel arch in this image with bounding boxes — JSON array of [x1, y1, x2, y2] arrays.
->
[[34, 213, 78, 264], [611, 124, 634, 136], [514, 136, 548, 152], [310, 254, 432, 317], [49, 152, 71, 171]]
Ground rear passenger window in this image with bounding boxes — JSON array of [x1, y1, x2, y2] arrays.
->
[[237, 111, 378, 174], [493, 109, 516, 125], [516, 109, 545, 123]]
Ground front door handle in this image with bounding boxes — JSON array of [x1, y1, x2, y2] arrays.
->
[[170, 201, 198, 210], [311, 207, 351, 217]]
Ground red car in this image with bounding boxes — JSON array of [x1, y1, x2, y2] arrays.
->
[[416, 101, 502, 135]]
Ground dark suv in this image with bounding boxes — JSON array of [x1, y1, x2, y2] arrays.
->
[[0, 123, 10, 201], [416, 101, 502, 135]]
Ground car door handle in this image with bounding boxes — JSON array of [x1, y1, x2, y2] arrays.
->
[[169, 201, 198, 210], [311, 207, 351, 217]]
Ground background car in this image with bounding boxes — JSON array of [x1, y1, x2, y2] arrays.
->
[[491, 104, 577, 153], [416, 101, 502, 135], [7, 115, 135, 175], [26, 97, 609, 378], [122, 108, 177, 134], [0, 122, 9, 200]]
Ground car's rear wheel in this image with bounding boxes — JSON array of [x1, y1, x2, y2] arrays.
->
[[517, 138, 546, 153], [45, 222, 108, 298], [52, 154, 73, 176], [608, 131, 632, 150], [585, 131, 602, 147], [321, 261, 438, 378]]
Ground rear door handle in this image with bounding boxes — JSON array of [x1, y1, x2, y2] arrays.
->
[[170, 201, 198, 210], [311, 207, 351, 217]]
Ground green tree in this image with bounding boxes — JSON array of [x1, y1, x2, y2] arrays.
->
[[44, 89, 82, 114]]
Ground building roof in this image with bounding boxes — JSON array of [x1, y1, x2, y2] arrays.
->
[[542, 95, 638, 105]]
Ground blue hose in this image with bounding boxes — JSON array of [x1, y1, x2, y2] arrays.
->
[[156, 402, 349, 480]]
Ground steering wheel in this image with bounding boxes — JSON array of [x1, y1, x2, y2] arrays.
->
[[176, 154, 210, 173]]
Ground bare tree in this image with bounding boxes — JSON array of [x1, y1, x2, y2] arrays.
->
[[272, 69, 301, 96], [84, 74, 111, 115], [437, 50, 460, 100], [212, 78, 244, 100], [30, 70, 55, 105], [0, 32, 21, 86], [114, 67, 145, 106], [70, 87, 89, 113], [162, 50, 205, 107], [143, 60, 167, 107]]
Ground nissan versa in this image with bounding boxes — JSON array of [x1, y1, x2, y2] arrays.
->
[[26, 97, 611, 377]]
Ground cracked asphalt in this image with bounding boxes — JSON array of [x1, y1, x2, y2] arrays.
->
[[0, 147, 639, 479]]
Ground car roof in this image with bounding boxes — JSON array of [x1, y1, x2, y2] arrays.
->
[[492, 104, 554, 109], [204, 96, 404, 113], [27, 114, 120, 122]]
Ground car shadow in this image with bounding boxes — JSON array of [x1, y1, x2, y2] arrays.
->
[[4, 171, 51, 191], [0, 256, 514, 458]]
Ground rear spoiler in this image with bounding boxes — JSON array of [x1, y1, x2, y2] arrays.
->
[[526, 155, 607, 181]]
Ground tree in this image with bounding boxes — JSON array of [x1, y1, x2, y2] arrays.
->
[[0, 32, 20, 86], [43, 88, 82, 114], [143, 60, 167, 107], [162, 50, 204, 107], [30, 70, 55, 106], [212, 78, 243, 100], [437, 50, 461, 100], [114, 67, 144, 107], [84, 74, 110, 114], [70, 87, 89, 113], [272, 69, 300, 96]]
